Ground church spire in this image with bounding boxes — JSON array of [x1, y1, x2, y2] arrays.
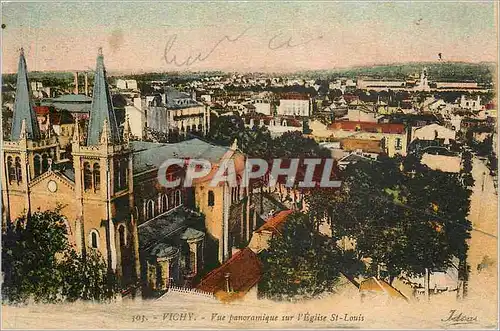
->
[[86, 48, 120, 146], [10, 48, 41, 141]]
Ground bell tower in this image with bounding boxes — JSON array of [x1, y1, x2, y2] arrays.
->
[[71, 49, 139, 284], [1, 48, 60, 225]]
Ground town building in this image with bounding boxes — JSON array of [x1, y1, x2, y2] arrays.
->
[[459, 95, 482, 111], [277, 93, 311, 117], [116, 79, 138, 91], [356, 79, 406, 91], [126, 88, 210, 140], [326, 121, 407, 157]]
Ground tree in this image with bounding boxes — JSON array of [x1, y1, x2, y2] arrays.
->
[[2, 210, 69, 303], [60, 249, 118, 302], [2, 210, 119, 304], [461, 150, 475, 188], [259, 212, 345, 301], [324, 155, 472, 285], [271, 131, 330, 159]]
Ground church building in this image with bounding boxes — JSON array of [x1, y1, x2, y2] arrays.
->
[[1, 49, 253, 297]]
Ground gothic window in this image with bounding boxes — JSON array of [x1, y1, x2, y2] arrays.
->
[[208, 190, 215, 207], [115, 159, 128, 191], [162, 194, 169, 213], [15, 157, 22, 183], [175, 190, 182, 206], [146, 200, 155, 219], [93, 163, 100, 191], [6, 156, 15, 184], [118, 224, 126, 247], [41, 154, 49, 173], [90, 229, 99, 249], [120, 159, 128, 189], [114, 159, 120, 191], [83, 162, 92, 191], [34, 154, 41, 176]]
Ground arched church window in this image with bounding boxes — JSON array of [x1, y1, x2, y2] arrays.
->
[[90, 229, 99, 249], [41, 154, 49, 173], [146, 200, 155, 219], [15, 157, 22, 183], [113, 159, 120, 191], [120, 159, 128, 189], [34, 154, 41, 176], [162, 194, 169, 213], [118, 224, 126, 247], [83, 162, 92, 191], [6, 156, 15, 184], [93, 163, 100, 191]]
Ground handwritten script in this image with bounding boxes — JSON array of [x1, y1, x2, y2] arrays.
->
[[268, 32, 324, 50], [441, 310, 478, 325], [163, 28, 250, 67], [163, 28, 324, 67]]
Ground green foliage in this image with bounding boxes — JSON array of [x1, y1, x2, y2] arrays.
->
[[271, 131, 330, 159], [461, 150, 475, 187], [306, 154, 472, 282], [259, 212, 343, 301], [60, 249, 118, 302], [2, 210, 119, 304], [2, 210, 69, 303]]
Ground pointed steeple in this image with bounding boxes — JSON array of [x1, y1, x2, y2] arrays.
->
[[10, 48, 41, 141], [86, 48, 120, 146]]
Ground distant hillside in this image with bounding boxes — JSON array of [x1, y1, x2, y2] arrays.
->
[[299, 62, 496, 84]]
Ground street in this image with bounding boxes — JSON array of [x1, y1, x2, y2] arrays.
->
[[466, 156, 498, 304]]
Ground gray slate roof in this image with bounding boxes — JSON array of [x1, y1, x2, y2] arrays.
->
[[86, 49, 121, 145], [131, 138, 231, 174], [10, 49, 41, 141]]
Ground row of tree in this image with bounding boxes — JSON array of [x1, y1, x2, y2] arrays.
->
[[2, 210, 118, 304]]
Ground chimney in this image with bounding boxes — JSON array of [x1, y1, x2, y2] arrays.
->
[[84, 72, 89, 96], [74, 71, 79, 94], [224, 272, 232, 293]]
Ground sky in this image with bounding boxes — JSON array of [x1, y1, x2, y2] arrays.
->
[[1, 1, 498, 73]]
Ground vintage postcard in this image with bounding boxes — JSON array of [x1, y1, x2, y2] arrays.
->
[[0, 1, 498, 329]]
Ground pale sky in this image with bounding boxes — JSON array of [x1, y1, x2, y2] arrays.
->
[[1, 1, 498, 73]]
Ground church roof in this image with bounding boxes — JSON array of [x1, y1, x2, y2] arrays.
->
[[138, 207, 205, 255], [10, 48, 41, 141], [86, 49, 120, 145], [131, 138, 231, 174]]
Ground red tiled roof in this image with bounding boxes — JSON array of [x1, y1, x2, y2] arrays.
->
[[255, 210, 294, 235], [197, 247, 262, 295], [328, 121, 405, 134], [485, 103, 496, 110], [280, 93, 309, 100], [34, 106, 50, 115], [341, 138, 383, 153]]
